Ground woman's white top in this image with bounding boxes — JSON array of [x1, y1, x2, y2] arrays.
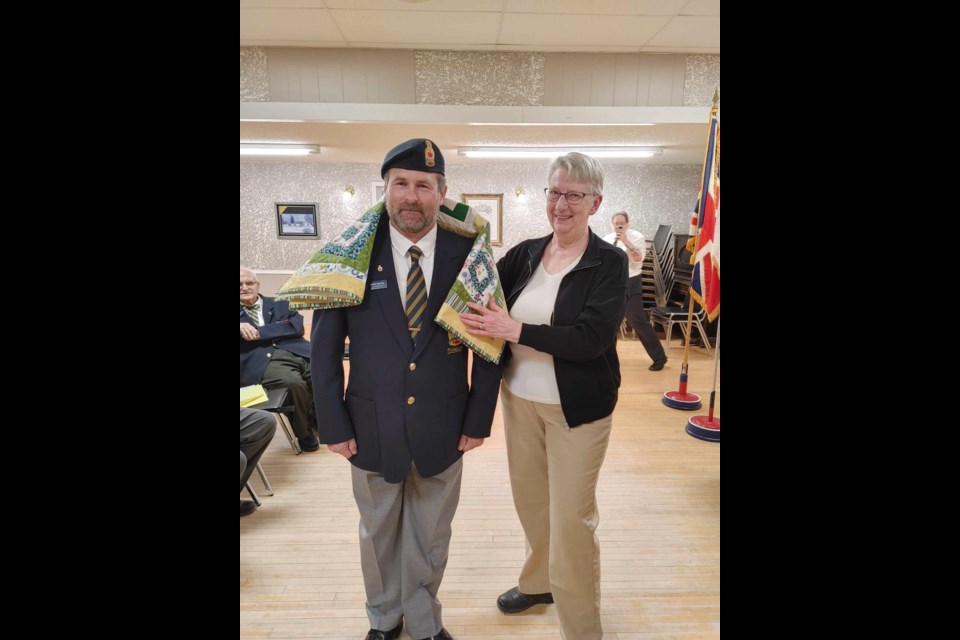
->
[[503, 255, 582, 404]]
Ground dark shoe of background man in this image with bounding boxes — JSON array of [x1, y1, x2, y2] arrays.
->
[[649, 358, 667, 371], [364, 619, 402, 640], [416, 629, 453, 640], [240, 499, 257, 517], [496, 586, 555, 614], [298, 434, 320, 452]]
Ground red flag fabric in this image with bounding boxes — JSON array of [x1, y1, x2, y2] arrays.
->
[[690, 113, 720, 321], [687, 206, 699, 256]]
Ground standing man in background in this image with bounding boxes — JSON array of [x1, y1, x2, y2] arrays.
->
[[311, 139, 501, 640], [240, 267, 319, 451], [603, 212, 668, 371]]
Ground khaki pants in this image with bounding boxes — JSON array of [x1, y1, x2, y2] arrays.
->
[[501, 383, 612, 640]]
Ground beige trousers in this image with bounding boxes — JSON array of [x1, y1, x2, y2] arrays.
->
[[501, 383, 613, 640]]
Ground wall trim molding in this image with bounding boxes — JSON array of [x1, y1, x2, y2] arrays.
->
[[240, 102, 708, 125]]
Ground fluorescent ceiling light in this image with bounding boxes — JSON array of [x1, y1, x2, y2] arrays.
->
[[457, 146, 662, 159], [240, 143, 320, 156]]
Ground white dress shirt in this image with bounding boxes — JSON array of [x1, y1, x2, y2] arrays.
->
[[603, 228, 646, 280]]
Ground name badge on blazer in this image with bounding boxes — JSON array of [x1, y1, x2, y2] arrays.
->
[[370, 280, 388, 291]]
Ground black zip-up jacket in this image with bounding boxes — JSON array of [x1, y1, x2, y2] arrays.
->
[[497, 229, 628, 428]]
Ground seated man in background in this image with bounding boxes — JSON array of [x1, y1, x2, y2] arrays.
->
[[240, 267, 319, 451], [240, 407, 277, 517]]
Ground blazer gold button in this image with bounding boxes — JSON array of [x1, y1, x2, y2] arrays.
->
[[377, 264, 384, 272], [409, 363, 416, 371], [407, 396, 416, 405]]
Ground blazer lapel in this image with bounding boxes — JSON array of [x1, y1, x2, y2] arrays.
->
[[260, 297, 276, 324]]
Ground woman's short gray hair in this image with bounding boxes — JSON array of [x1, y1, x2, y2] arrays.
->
[[548, 152, 604, 196]]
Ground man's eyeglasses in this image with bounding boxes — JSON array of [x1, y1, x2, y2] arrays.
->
[[240, 281, 259, 289], [544, 188, 594, 205]]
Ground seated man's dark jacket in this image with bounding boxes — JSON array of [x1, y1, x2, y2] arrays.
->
[[240, 296, 311, 387]]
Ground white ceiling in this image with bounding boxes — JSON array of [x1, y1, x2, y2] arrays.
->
[[240, 0, 720, 166], [240, 0, 720, 53]]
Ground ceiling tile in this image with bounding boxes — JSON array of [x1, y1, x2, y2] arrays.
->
[[679, 0, 720, 16], [500, 14, 670, 47], [325, 0, 504, 10], [331, 10, 502, 45], [646, 16, 719, 48], [506, 0, 686, 14], [240, 9, 345, 43]]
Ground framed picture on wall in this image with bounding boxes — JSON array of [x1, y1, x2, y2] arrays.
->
[[276, 203, 318, 238], [371, 181, 385, 202], [461, 194, 503, 246]]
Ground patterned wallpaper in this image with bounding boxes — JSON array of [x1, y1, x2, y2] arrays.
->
[[415, 51, 544, 106], [240, 47, 270, 102], [683, 55, 720, 107], [241, 161, 702, 271]]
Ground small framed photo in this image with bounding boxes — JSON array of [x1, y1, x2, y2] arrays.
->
[[276, 203, 318, 238], [371, 181, 385, 202], [461, 194, 503, 246]]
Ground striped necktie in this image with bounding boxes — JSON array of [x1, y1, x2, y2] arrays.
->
[[405, 245, 427, 342], [244, 303, 261, 327]]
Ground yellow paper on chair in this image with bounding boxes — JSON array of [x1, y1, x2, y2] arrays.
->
[[240, 384, 268, 407]]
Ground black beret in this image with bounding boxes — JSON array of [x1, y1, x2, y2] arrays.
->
[[380, 138, 445, 178]]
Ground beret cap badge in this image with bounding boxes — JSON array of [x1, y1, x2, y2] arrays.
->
[[425, 140, 436, 168]]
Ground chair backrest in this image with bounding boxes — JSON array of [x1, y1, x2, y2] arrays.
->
[[653, 224, 672, 256]]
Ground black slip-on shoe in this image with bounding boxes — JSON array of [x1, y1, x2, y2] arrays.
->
[[496, 586, 554, 614], [364, 618, 402, 640]]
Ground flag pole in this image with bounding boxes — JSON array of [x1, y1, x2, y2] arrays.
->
[[663, 90, 720, 411], [686, 318, 720, 442]]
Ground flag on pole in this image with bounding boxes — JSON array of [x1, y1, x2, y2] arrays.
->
[[690, 112, 720, 321], [687, 206, 699, 256]]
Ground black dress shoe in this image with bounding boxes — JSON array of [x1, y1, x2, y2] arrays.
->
[[298, 434, 320, 452], [240, 499, 257, 517], [364, 619, 402, 640], [416, 629, 452, 640], [496, 586, 554, 613], [649, 358, 667, 371]]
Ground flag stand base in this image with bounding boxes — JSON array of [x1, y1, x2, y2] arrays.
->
[[662, 390, 702, 410], [686, 415, 720, 442]]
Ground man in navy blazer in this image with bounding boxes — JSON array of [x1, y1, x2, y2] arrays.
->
[[311, 139, 501, 640], [240, 267, 318, 452]]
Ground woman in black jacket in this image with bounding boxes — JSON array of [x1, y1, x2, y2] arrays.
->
[[460, 152, 627, 640]]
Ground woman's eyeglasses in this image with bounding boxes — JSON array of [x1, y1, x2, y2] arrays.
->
[[544, 188, 594, 205]]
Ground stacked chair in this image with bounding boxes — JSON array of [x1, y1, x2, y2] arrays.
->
[[642, 224, 677, 309], [649, 242, 712, 355]]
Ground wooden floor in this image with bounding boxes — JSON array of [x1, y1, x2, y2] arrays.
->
[[240, 339, 720, 639]]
